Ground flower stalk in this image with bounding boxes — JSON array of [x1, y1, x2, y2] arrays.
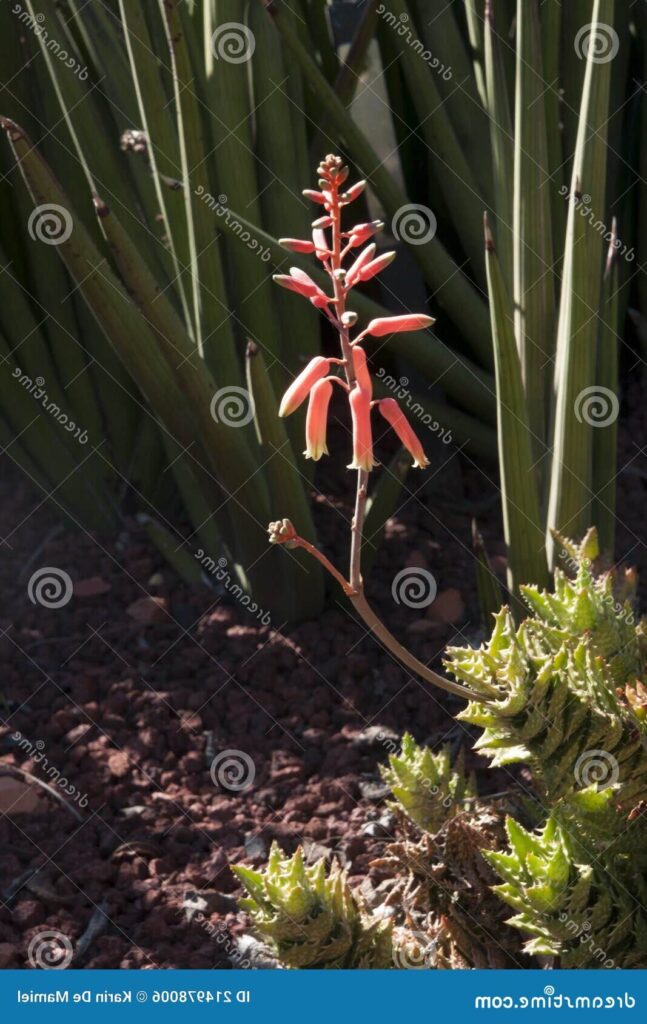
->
[[272, 154, 478, 702]]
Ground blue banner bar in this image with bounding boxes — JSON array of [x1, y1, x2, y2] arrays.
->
[[1, 970, 642, 1022]]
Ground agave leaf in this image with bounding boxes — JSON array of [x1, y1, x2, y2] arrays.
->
[[462, 0, 487, 106], [245, 341, 324, 618], [484, 214, 549, 603], [512, 0, 557, 456], [484, 0, 514, 289], [201, 0, 285, 390], [591, 225, 620, 557], [0, 335, 115, 531], [546, 0, 613, 566], [384, 0, 487, 294], [118, 0, 195, 336], [249, 1, 319, 375], [416, 0, 493, 205], [540, 0, 567, 250], [0, 118, 281, 588], [310, 0, 381, 157], [472, 519, 504, 626], [139, 516, 205, 586]]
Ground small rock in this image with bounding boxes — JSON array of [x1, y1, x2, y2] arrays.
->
[[106, 751, 130, 779], [12, 900, 45, 929], [244, 835, 267, 860], [126, 596, 168, 625], [427, 587, 465, 624], [0, 943, 17, 968], [351, 725, 399, 752], [73, 577, 111, 598], [358, 778, 391, 802], [0, 777, 40, 814]]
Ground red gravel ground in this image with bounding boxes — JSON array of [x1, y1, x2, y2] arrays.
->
[[0, 378, 644, 969]]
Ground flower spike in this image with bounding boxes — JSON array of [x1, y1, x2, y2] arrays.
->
[[267, 154, 472, 703]]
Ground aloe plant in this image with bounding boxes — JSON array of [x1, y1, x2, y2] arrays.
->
[[381, 732, 475, 832], [237, 534, 647, 968], [232, 843, 394, 968]]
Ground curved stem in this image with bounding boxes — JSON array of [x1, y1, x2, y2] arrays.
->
[[292, 537, 355, 596], [349, 592, 480, 701]]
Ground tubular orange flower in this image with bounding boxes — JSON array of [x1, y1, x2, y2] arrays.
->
[[279, 356, 330, 417], [378, 398, 429, 468], [304, 378, 333, 461], [351, 346, 372, 399], [348, 383, 376, 472]]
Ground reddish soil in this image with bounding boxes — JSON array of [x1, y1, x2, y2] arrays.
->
[[0, 378, 644, 969]]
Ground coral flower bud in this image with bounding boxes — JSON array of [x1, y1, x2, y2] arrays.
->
[[268, 518, 298, 546], [304, 378, 333, 461], [302, 189, 327, 204], [347, 221, 384, 247], [345, 243, 376, 287], [289, 267, 326, 297], [279, 356, 330, 417], [361, 314, 435, 337], [357, 250, 396, 282], [279, 238, 316, 253], [378, 399, 429, 468], [347, 383, 376, 472], [272, 268, 329, 304], [351, 346, 372, 399], [342, 180, 367, 203], [312, 228, 330, 260], [273, 274, 320, 300]]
